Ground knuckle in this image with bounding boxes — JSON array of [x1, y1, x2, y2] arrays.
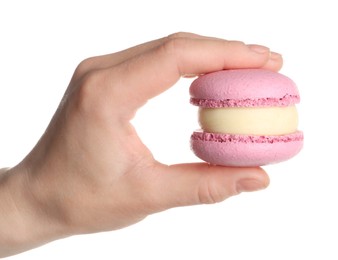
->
[[73, 65, 126, 122], [161, 36, 188, 56], [167, 31, 189, 39], [75, 69, 108, 114], [73, 57, 97, 80]]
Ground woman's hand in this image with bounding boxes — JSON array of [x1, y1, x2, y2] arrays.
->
[[0, 32, 282, 257]]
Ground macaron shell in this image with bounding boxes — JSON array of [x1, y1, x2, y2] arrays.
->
[[190, 69, 300, 106], [191, 131, 303, 167]]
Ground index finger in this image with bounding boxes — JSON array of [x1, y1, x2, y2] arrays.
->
[[94, 36, 282, 120]]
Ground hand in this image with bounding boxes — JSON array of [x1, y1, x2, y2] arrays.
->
[[0, 32, 282, 257]]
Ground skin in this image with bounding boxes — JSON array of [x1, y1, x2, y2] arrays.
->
[[0, 32, 282, 257]]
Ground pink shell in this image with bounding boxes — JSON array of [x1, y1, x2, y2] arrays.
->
[[191, 131, 304, 167], [190, 69, 300, 108]]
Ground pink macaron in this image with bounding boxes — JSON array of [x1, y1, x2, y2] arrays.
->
[[190, 69, 303, 167]]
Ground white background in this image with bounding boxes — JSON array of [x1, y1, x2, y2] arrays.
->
[[1, 0, 337, 259]]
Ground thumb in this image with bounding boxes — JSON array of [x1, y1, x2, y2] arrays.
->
[[151, 163, 269, 209]]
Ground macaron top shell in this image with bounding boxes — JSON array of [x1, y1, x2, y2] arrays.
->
[[190, 69, 300, 108]]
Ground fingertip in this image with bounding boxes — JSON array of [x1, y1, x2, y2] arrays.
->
[[262, 51, 284, 71], [246, 44, 283, 72], [235, 167, 270, 193], [152, 163, 270, 209], [219, 42, 272, 69], [194, 165, 270, 203]]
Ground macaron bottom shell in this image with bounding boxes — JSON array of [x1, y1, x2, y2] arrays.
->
[[191, 131, 303, 167]]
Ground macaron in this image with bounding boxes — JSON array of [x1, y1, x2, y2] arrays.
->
[[190, 69, 303, 167]]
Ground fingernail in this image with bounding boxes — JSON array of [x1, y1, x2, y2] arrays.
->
[[236, 179, 267, 193], [270, 51, 283, 60], [182, 73, 199, 78], [248, 44, 270, 54]]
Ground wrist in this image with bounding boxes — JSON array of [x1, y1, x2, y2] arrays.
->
[[0, 165, 69, 257]]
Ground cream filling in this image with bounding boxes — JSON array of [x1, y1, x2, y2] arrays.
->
[[198, 106, 298, 136]]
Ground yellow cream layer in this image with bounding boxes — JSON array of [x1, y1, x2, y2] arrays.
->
[[198, 106, 298, 135]]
